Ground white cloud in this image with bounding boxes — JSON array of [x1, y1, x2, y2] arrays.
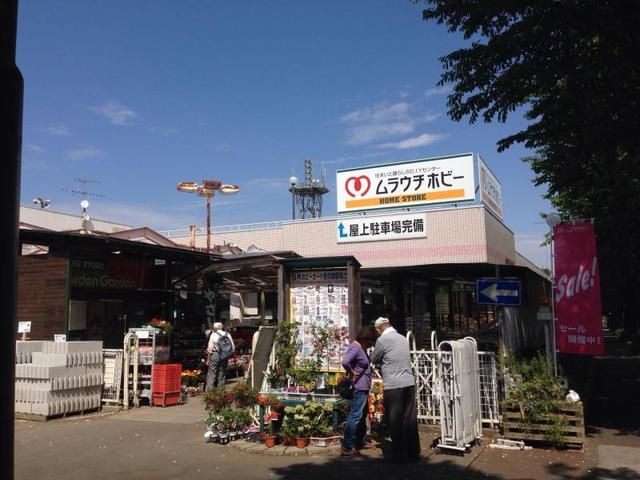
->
[[340, 102, 410, 124], [89, 101, 137, 125], [346, 122, 415, 145], [67, 147, 105, 161], [212, 144, 231, 153], [147, 126, 177, 136], [339, 101, 444, 146], [377, 132, 446, 150], [46, 125, 71, 136], [425, 85, 452, 97], [26, 144, 46, 153], [421, 113, 441, 122]]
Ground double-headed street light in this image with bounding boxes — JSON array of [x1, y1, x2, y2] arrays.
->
[[177, 180, 240, 253]]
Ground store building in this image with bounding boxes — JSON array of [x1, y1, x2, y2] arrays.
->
[[17, 229, 212, 349], [165, 153, 549, 352]]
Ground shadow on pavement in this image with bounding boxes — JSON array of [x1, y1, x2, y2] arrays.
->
[[549, 462, 640, 480]]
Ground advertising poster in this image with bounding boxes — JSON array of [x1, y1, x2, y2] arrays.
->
[[553, 222, 604, 355], [289, 270, 350, 370]]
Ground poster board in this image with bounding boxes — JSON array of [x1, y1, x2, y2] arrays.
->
[[289, 270, 351, 371]]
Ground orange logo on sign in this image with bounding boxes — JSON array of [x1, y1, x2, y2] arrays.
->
[[345, 175, 371, 198]]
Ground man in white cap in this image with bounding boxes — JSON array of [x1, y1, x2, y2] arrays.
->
[[370, 316, 420, 463], [205, 322, 235, 391]]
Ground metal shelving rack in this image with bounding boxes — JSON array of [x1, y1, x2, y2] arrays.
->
[[126, 327, 170, 405]]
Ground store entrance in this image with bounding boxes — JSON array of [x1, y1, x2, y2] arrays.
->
[[85, 299, 126, 348]]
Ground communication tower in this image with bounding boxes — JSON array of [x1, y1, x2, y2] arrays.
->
[[288, 159, 329, 220]]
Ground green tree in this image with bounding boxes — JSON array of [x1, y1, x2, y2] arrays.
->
[[418, 1, 640, 336]]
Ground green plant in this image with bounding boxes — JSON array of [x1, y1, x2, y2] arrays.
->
[[203, 387, 227, 412], [229, 382, 258, 408], [304, 401, 334, 437], [273, 321, 299, 380], [505, 354, 565, 421], [283, 404, 311, 438], [503, 354, 574, 448], [290, 358, 321, 389]]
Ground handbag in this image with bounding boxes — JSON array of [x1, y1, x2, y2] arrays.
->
[[337, 377, 354, 400]]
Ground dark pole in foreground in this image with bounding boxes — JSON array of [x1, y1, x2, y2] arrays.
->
[[0, 1, 23, 479]]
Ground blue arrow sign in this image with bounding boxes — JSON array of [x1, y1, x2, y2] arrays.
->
[[338, 222, 348, 238], [476, 279, 521, 306]]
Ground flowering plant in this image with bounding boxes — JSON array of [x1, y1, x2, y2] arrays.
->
[[181, 369, 204, 387], [368, 379, 384, 420], [263, 411, 279, 435], [257, 394, 283, 412], [148, 318, 173, 334]]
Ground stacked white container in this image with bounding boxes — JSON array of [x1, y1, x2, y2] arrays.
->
[[15, 341, 103, 417]]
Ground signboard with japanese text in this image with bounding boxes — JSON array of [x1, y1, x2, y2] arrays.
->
[[336, 154, 475, 213], [553, 222, 604, 355], [478, 156, 503, 219], [289, 270, 350, 371], [336, 212, 427, 243]]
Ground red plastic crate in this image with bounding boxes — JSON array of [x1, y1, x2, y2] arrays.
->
[[152, 364, 182, 393], [152, 391, 181, 407]]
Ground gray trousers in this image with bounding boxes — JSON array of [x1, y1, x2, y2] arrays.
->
[[205, 353, 228, 391]]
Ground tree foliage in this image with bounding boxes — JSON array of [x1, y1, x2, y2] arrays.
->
[[418, 1, 640, 334]]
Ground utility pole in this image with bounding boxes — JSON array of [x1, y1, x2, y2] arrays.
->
[[0, 1, 22, 479]]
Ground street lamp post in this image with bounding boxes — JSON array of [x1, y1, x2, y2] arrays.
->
[[177, 180, 240, 253], [545, 212, 562, 377], [288, 176, 298, 220]]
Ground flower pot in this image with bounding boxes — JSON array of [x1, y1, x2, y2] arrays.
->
[[295, 437, 309, 449], [219, 433, 230, 445], [210, 433, 220, 443], [263, 435, 277, 448]]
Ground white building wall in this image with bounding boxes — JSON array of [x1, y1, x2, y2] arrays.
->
[[170, 205, 515, 269]]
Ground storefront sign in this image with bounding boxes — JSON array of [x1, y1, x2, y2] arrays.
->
[[336, 212, 427, 243], [478, 156, 503, 219], [70, 257, 151, 290], [553, 222, 604, 355], [290, 270, 348, 284], [336, 154, 475, 213]]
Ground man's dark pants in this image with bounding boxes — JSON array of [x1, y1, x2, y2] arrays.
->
[[383, 385, 420, 461]]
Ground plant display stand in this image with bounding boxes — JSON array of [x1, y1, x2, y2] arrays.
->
[[501, 401, 585, 448]]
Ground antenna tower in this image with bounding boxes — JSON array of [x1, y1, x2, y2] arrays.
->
[[61, 178, 106, 230], [288, 159, 329, 220]]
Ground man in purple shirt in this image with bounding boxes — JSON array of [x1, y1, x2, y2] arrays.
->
[[340, 327, 375, 456]]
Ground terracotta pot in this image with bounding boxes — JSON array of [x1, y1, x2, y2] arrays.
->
[[263, 435, 277, 448], [295, 437, 309, 449]]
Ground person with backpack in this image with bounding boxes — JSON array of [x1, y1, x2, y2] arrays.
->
[[205, 322, 235, 391]]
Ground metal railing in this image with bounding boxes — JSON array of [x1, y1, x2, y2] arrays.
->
[[410, 349, 500, 427]]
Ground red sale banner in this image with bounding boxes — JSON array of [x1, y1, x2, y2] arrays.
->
[[553, 222, 604, 355]]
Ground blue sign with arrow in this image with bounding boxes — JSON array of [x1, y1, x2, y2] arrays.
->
[[476, 279, 521, 306]]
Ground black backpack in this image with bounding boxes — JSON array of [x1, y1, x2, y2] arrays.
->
[[216, 333, 234, 360]]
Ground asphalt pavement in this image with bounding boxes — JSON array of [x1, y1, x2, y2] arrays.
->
[[13, 396, 640, 480]]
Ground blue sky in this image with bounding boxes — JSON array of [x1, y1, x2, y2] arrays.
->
[[17, 0, 552, 267]]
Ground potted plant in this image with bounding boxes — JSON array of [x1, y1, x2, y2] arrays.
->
[[262, 411, 279, 448], [306, 401, 341, 447], [502, 354, 585, 448]]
